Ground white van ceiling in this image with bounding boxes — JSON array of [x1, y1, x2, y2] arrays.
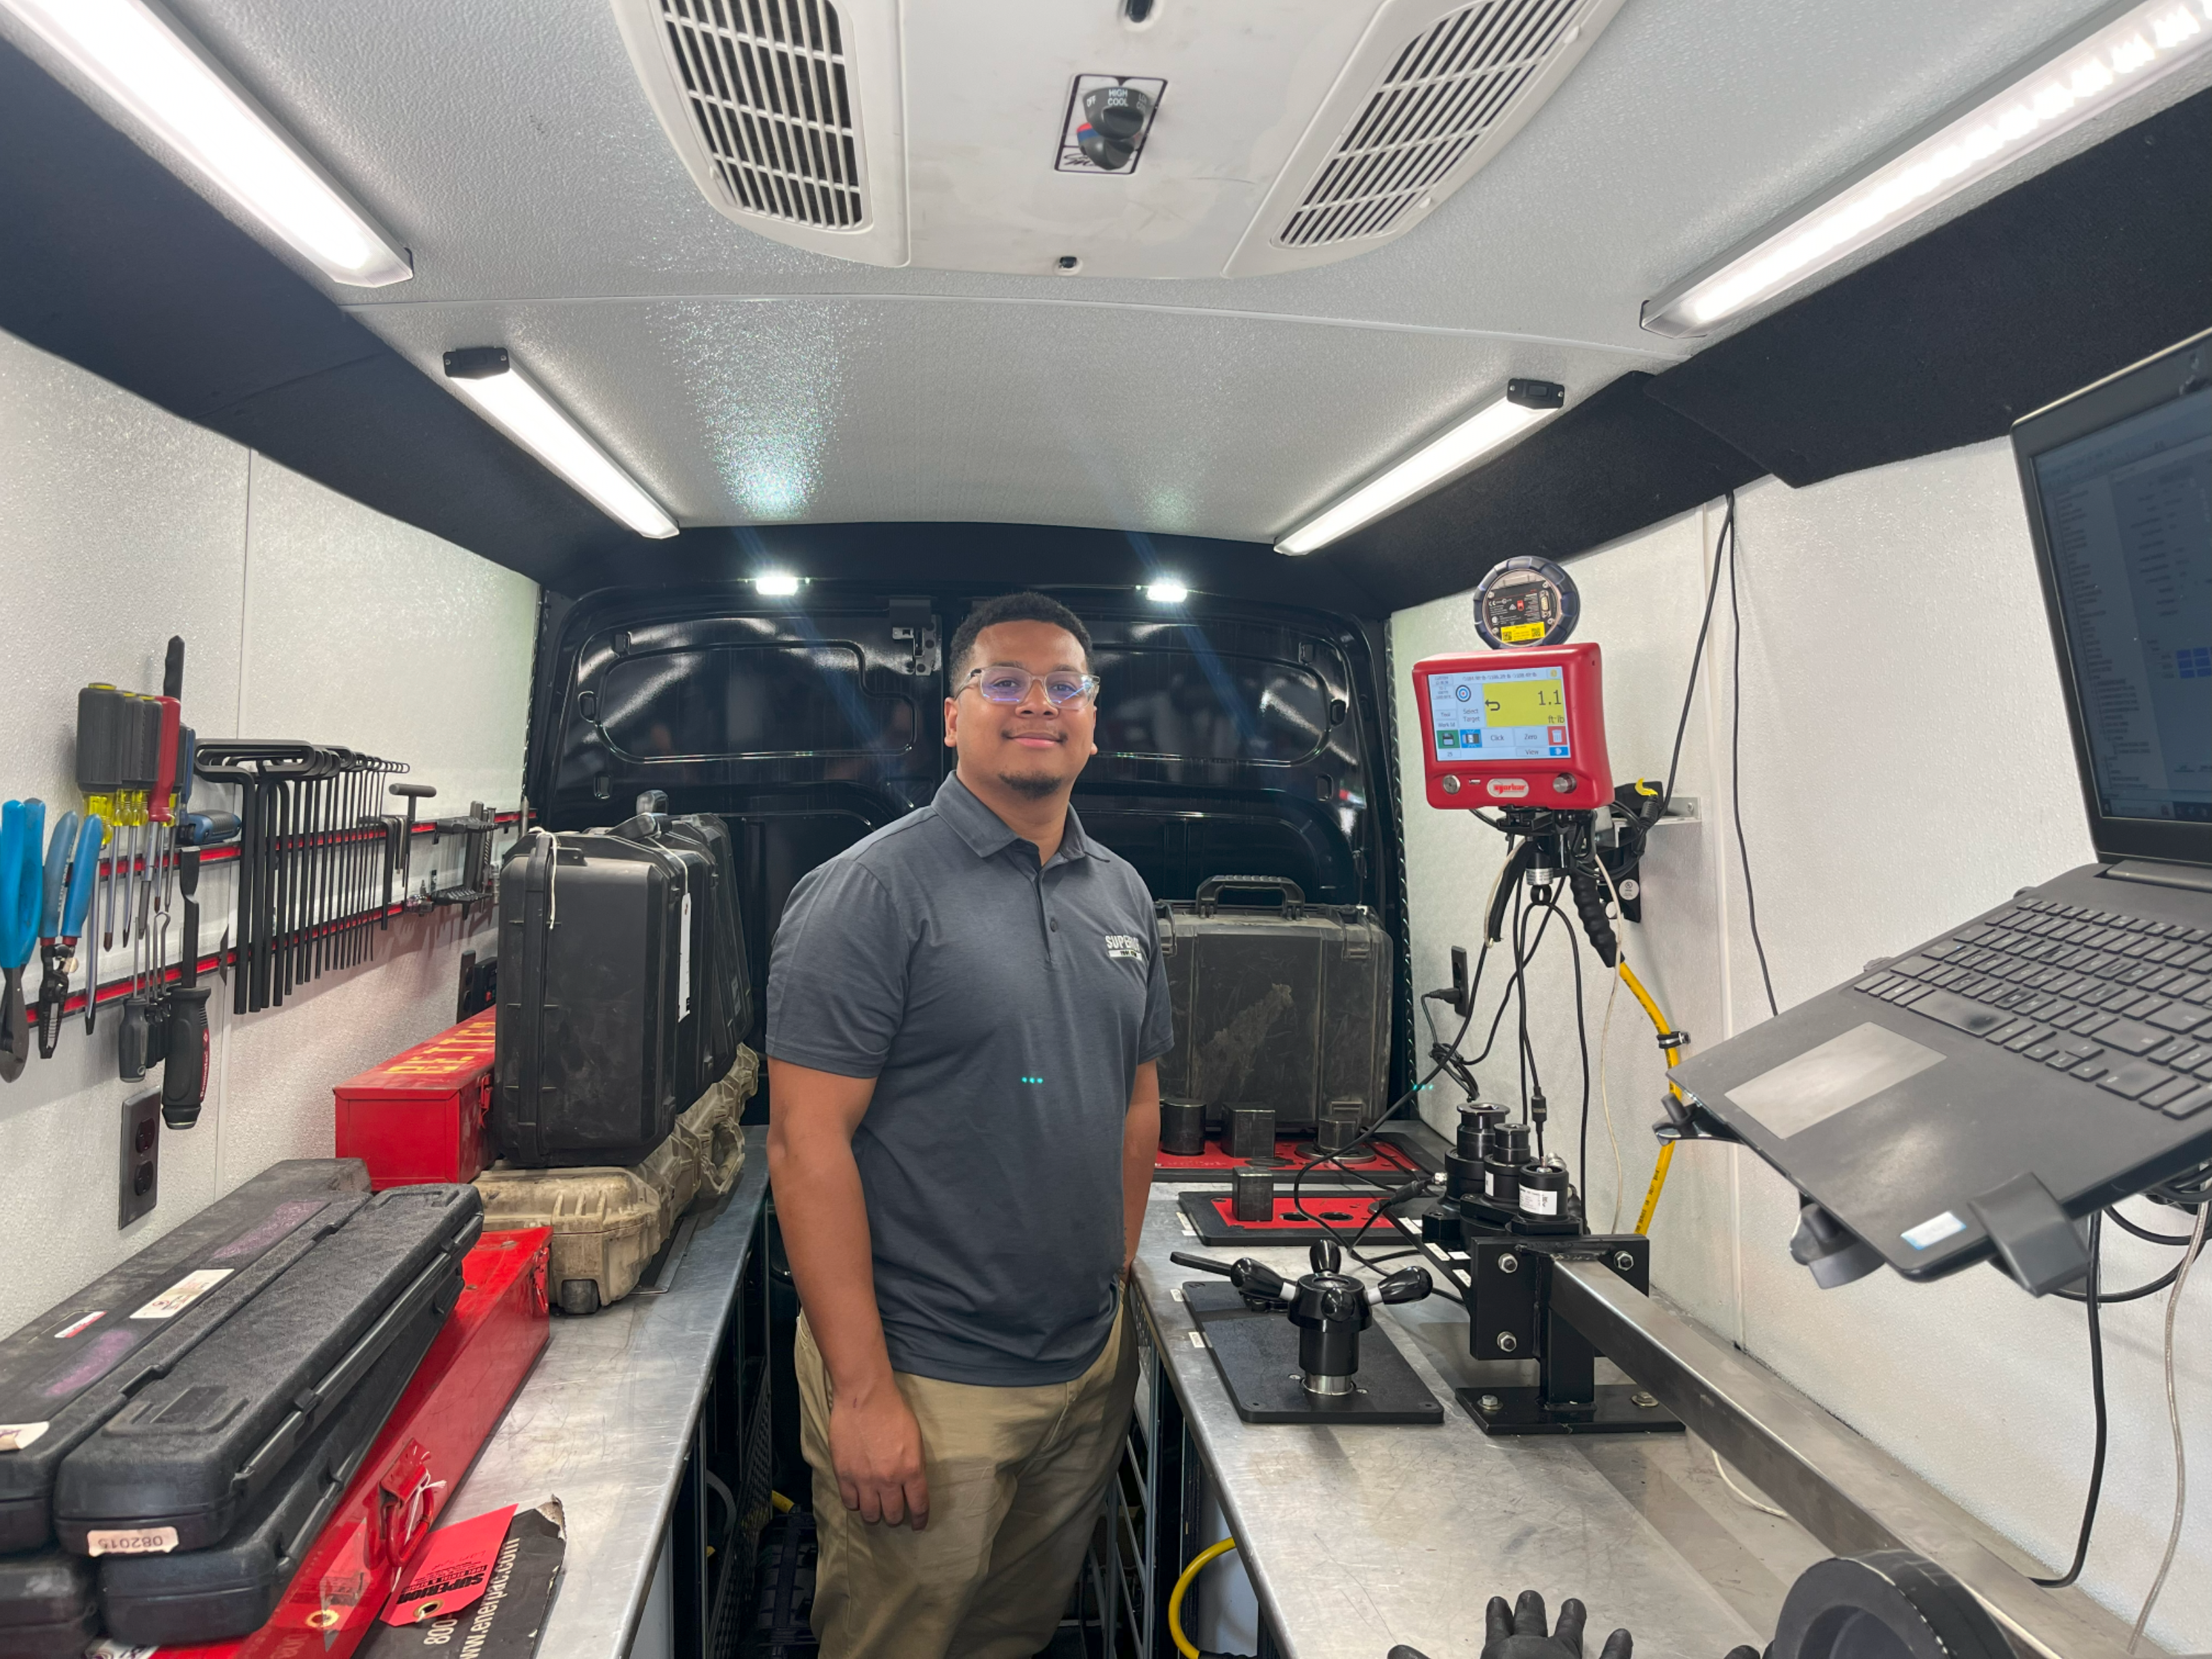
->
[[90, 0, 2166, 543]]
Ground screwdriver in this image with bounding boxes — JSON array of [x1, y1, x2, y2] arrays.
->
[[75, 684, 126, 962]]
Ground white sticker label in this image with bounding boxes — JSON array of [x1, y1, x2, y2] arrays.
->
[[678, 891, 694, 1021], [0, 1422, 51, 1453], [1484, 1170, 1503, 1198], [1187, 1330, 1206, 1349], [86, 1525, 179, 1557], [130, 1268, 232, 1320], [1520, 1188, 1560, 1217], [53, 1310, 106, 1340], [1902, 1211, 1967, 1251]]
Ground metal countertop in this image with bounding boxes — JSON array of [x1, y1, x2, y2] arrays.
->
[[1134, 1186, 1825, 1659], [448, 1128, 771, 1659]]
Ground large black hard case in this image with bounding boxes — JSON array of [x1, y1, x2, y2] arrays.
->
[[665, 813, 753, 1074], [0, 1550, 94, 1659], [96, 1294, 452, 1645], [52, 1184, 480, 1553], [494, 828, 691, 1167], [494, 811, 750, 1167], [1153, 875, 1394, 1131], [0, 1159, 372, 1553]]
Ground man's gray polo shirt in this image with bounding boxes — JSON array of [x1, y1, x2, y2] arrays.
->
[[766, 773, 1172, 1387]]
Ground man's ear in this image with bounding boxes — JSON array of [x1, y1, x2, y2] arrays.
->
[[943, 697, 960, 748]]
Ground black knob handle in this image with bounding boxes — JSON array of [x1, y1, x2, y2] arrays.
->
[[161, 987, 211, 1127]]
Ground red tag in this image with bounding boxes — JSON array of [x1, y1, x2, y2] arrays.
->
[[380, 1503, 516, 1625]]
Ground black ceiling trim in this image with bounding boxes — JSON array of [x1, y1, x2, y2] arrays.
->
[[1328, 372, 1765, 613], [0, 37, 638, 592], [553, 522, 1382, 618], [1645, 89, 2212, 488]]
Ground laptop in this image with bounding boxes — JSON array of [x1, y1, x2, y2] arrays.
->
[[1672, 328, 2212, 1287]]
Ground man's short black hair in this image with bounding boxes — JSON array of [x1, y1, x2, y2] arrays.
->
[[948, 592, 1093, 684]]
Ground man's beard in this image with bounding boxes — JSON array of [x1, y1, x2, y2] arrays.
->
[[995, 768, 1063, 800]]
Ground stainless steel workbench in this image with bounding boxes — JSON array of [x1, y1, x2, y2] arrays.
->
[[1132, 1185, 1827, 1659], [448, 1128, 772, 1659]]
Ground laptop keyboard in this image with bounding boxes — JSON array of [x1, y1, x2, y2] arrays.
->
[[1854, 896, 2212, 1122]]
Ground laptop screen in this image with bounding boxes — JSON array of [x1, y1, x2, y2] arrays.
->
[[2030, 384, 2212, 825]]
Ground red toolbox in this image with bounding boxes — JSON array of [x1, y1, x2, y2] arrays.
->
[[334, 1011, 497, 1189], [142, 1226, 551, 1659]]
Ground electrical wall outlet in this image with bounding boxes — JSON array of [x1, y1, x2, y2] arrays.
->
[[120, 1092, 161, 1228]]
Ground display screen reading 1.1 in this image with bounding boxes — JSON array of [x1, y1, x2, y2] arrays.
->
[[1427, 666, 1571, 763]]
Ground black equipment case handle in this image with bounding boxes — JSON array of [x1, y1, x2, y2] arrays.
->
[[1193, 874, 1306, 917]]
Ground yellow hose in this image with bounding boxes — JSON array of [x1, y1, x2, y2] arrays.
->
[[1615, 960, 1684, 1234], [1168, 1538, 1239, 1659]]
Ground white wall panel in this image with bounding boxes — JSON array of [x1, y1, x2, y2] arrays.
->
[[1389, 439, 2208, 1650], [0, 330, 533, 1334]]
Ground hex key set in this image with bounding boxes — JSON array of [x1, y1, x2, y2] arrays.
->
[[192, 740, 412, 1015]]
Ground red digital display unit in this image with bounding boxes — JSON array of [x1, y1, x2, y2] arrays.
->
[[1412, 642, 1612, 811]]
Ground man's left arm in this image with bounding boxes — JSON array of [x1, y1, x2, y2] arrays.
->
[[1121, 1060, 1160, 1277]]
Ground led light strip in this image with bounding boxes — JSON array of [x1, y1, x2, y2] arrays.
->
[[1644, 0, 2212, 336], [1276, 381, 1564, 556], [443, 349, 677, 539], [3, 0, 412, 286]]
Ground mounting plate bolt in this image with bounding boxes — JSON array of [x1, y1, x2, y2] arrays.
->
[[1631, 1391, 1659, 1409], [1614, 1251, 1636, 1272], [1496, 1332, 1518, 1353], [1478, 1394, 1502, 1413], [1498, 1253, 1519, 1274]]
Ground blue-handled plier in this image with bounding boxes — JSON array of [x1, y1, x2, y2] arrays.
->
[[37, 809, 102, 1059], [0, 800, 48, 1080]]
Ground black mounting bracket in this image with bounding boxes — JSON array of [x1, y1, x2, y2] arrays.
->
[[1455, 1233, 1686, 1437]]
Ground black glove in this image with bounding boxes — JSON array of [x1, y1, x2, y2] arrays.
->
[[1486, 1590, 1632, 1659]]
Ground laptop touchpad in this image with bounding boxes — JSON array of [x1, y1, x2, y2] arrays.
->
[[1727, 1022, 1946, 1139]]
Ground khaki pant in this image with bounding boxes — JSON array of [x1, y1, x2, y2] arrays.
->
[[795, 1304, 1138, 1659]]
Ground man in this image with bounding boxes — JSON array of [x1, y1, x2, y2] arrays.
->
[[766, 591, 1169, 1659]]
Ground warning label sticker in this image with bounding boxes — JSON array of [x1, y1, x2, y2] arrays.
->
[[130, 1268, 233, 1321]]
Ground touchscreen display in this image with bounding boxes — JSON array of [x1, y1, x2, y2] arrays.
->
[[1427, 665, 1571, 763]]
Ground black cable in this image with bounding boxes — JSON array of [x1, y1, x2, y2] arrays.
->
[[2034, 1215, 2105, 1588], [2053, 1259, 2185, 1304], [1566, 832, 1592, 1205], [1725, 499, 1779, 1019], [2106, 1205, 2200, 1247], [1659, 493, 1733, 815]]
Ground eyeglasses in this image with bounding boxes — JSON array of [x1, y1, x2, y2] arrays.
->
[[961, 666, 1101, 707]]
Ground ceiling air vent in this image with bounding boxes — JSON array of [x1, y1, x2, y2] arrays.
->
[[610, 0, 1623, 277], [1280, 0, 1587, 249], [656, 0, 865, 229]]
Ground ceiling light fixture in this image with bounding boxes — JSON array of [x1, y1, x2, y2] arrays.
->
[[1275, 380, 1566, 556], [1144, 579, 1189, 603], [2, 0, 413, 287], [442, 349, 677, 539], [1642, 0, 2212, 337], [753, 572, 802, 596]]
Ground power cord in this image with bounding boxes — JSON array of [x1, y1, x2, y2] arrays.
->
[[2129, 1199, 2209, 1652], [1661, 496, 1731, 817], [2032, 1213, 2104, 1588], [1723, 500, 1779, 1019]]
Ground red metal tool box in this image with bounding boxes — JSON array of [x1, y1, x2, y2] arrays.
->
[[334, 1011, 497, 1189], [142, 1225, 550, 1659]]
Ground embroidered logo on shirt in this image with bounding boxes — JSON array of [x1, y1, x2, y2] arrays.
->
[[1103, 934, 1143, 960]]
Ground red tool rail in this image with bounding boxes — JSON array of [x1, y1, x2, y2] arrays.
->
[[30, 811, 524, 1026]]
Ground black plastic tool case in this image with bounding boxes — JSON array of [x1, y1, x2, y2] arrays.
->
[[495, 827, 692, 1167], [0, 1158, 373, 1553], [1154, 876, 1395, 1131], [0, 1549, 96, 1659], [665, 813, 753, 1080], [97, 1293, 452, 1645], [52, 1184, 480, 1553]]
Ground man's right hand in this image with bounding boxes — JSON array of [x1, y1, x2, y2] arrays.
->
[[829, 1380, 930, 1529]]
